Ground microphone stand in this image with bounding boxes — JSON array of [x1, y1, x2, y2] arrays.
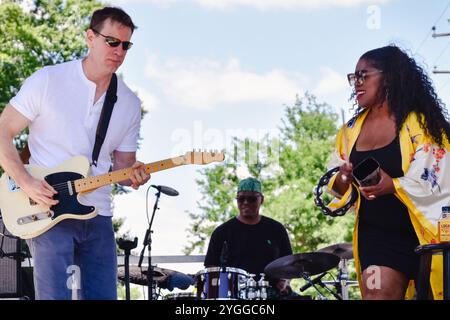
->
[[301, 273, 327, 300], [315, 278, 343, 300], [138, 187, 162, 300]]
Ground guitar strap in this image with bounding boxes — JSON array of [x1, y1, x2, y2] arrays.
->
[[91, 73, 118, 167]]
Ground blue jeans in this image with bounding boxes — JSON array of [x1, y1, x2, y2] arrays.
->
[[27, 215, 117, 300]]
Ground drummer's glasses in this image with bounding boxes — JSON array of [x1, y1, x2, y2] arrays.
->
[[236, 195, 260, 203]]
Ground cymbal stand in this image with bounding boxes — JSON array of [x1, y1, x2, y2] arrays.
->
[[337, 259, 349, 300], [117, 237, 138, 300]]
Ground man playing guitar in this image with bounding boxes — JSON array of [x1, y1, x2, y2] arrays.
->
[[0, 7, 149, 299]]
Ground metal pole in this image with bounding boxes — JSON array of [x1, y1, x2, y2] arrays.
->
[[339, 259, 349, 300]]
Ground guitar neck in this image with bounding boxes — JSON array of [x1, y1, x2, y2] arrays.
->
[[74, 156, 185, 193]]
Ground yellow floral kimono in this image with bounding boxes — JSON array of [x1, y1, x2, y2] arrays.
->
[[327, 110, 450, 299]]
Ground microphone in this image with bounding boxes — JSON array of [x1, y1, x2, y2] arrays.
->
[[300, 272, 327, 292], [219, 241, 229, 267], [151, 185, 179, 196]]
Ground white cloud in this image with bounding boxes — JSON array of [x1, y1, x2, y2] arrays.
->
[[116, 0, 390, 10], [128, 83, 160, 112], [192, 0, 390, 10], [313, 66, 348, 96], [145, 55, 306, 110]]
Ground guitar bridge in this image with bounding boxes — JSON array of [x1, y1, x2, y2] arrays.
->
[[17, 211, 54, 225]]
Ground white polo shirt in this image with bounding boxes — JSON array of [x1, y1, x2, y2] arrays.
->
[[10, 59, 142, 216]]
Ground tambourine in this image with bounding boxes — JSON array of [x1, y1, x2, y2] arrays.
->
[[314, 167, 358, 217]]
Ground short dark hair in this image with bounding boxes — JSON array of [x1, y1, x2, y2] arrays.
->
[[89, 7, 137, 33]]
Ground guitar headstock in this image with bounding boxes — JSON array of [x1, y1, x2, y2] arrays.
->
[[183, 150, 225, 165]]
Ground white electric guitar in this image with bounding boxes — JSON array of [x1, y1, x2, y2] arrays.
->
[[0, 150, 224, 239]]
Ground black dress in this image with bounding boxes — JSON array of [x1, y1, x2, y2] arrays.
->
[[350, 136, 420, 280]]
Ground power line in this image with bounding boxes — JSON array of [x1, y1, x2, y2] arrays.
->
[[433, 39, 450, 66], [415, 1, 450, 55], [439, 76, 450, 91], [415, 28, 434, 55], [433, 2, 450, 26]]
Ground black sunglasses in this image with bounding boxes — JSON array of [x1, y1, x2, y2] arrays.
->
[[236, 195, 260, 203], [92, 29, 133, 51]]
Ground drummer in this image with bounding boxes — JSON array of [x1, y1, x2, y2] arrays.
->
[[204, 177, 294, 297]]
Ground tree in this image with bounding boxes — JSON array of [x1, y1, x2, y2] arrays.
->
[[0, 0, 104, 166], [185, 92, 355, 255]]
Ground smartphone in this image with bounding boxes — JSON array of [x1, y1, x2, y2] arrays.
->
[[352, 157, 381, 186]]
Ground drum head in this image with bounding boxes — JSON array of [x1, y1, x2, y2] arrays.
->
[[165, 292, 196, 300], [196, 266, 248, 277]]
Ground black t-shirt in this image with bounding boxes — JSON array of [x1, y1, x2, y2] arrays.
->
[[204, 216, 292, 277]]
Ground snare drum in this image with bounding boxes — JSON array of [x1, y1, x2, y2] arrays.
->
[[164, 292, 197, 300], [196, 267, 248, 300]]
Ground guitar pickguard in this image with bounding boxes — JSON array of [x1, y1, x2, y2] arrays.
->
[[44, 171, 95, 220]]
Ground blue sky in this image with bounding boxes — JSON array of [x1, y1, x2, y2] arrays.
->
[[108, 0, 450, 265]]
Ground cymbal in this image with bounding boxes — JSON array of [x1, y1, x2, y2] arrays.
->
[[318, 243, 353, 260], [118, 265, 172, 285], [264, 252, 340, 279]]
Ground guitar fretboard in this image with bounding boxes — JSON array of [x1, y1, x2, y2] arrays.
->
[[74, 156, 185, 193]]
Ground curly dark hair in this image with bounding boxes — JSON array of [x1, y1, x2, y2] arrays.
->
[[351, 45, 450, 146]]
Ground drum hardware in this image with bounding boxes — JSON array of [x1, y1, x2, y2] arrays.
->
[[257, 273, 269, 300], [264, 252, 340, 300], [116, 237, 138, 301], [300, 272, 329, 300], [246, 274, 257, 300], [317, 243, 355, 300], [337, 259, 350, 300], [264, 251, 360, 300], [300, 271, 342, 300]]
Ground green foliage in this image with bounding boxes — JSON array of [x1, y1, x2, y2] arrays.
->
[[117, 283, 142, 300]]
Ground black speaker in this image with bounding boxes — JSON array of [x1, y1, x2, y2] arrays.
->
[[0, 217, 22, 298]]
